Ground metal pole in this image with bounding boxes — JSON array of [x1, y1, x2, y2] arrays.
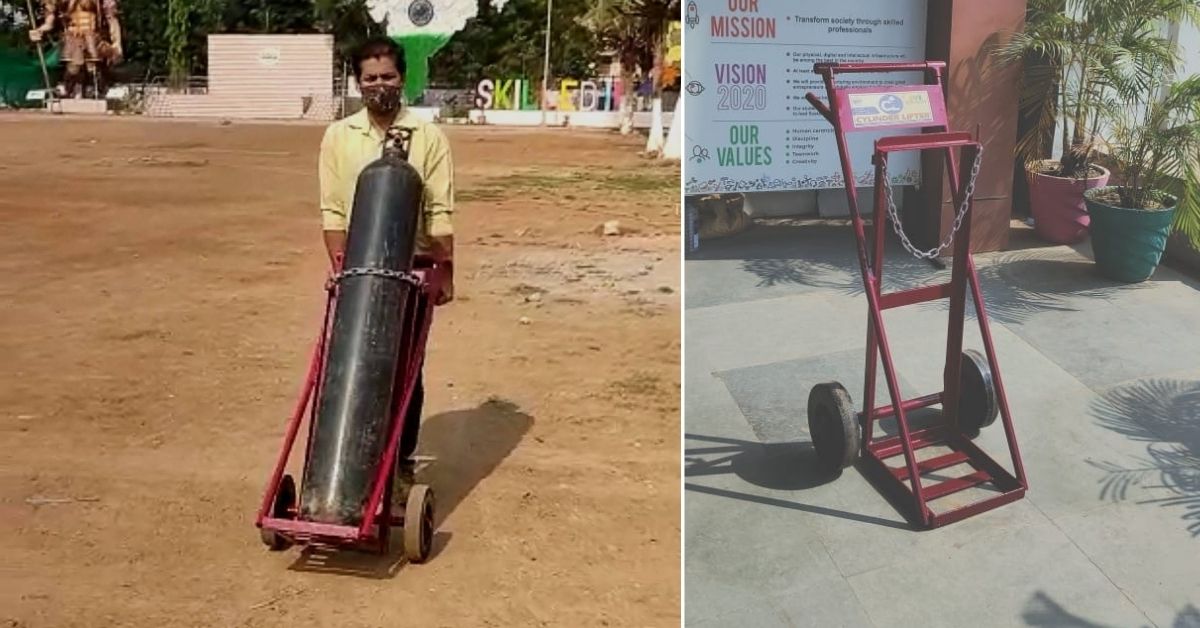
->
[[24, 0, 57, 113], [540, 0, 552, 125]]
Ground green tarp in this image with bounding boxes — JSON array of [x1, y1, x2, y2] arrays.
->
[[0, 44, 60, 106]]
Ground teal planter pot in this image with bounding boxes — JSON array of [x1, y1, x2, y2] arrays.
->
[[1084, 186, 1177, 283]]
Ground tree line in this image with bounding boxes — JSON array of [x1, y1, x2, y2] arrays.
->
[[0, 0, 678, 90]]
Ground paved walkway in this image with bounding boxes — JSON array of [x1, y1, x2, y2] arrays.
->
[[685, 220, 1200, 627]]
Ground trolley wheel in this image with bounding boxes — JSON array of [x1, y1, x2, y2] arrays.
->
[[807, 382, 860, 473], [259, 474, 296, 551], [958, 350, 999, 436], [403, 484, 435, 563]]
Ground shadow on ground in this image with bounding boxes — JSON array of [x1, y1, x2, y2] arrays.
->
[[684, 433, 910, 530], [1022, 591, 1200, 627], [286, 398, 534, 578], [1088, 378, 1200, 538], [688, 222, 934, 295], [688, 221, 1153, 325]]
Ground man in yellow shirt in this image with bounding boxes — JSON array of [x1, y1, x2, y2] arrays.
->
[[318, 36, 454, 504]]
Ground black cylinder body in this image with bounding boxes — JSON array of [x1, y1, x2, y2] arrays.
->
[[300, 154, 423, 525]]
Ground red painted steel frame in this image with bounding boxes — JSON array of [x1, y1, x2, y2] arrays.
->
[[254, 260, 447, 550], [806, 62, 1028, 529]]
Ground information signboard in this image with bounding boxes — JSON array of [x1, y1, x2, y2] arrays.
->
[[683, 0, 929, 195]]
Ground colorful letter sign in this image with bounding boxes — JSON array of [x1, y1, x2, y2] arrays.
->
[[475, 77, 623, 112]]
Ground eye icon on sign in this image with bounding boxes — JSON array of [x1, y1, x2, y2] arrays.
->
[[686, 81, 705, 96], [879, 94, 904, 114]]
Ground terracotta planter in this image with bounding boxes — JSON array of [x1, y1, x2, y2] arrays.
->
[[1027, 162, 1111, 244], [1084, 186, 1177, 283]]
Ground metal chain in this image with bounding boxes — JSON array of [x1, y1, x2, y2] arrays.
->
[[880, 145, 984, 260], [328, 266, 422, 291]]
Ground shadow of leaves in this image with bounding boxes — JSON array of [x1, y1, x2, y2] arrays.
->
[[1022, 591, 1200, 628], [728, 222, 1142, 326], [1089, 378, 1200, 537]]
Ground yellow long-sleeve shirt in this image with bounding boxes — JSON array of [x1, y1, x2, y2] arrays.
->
[[318, 108, 454, 253]]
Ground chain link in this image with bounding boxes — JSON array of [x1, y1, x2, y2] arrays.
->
[[328, 266, 422, 291], [880, 145, 983, 260]]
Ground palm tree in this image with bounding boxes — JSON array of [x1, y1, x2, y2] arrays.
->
[[1113, 77, 1200, 205], [166, 0, 192, 90], [580, 0, 679, 137], [629, 0, 678, 98], [1086, 1, 1200, 246], [995, 0, 1197, 179]]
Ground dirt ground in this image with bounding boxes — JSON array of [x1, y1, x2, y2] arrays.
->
[[0, 113, 680, 627]]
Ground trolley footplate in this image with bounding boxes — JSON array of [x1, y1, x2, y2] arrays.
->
[[863, 424, 1025, 528]]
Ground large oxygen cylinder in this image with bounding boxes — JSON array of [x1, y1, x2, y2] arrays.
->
[[300, 152, 424, 525]]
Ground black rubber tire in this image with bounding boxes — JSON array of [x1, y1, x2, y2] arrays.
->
[[807, 382, 860, 473], [958, 349, 999, 437], [403, 484, 435, 563], [260, 474, 297, 551]]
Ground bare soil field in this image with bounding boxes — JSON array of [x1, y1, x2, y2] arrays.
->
[[0, 113, 680, 627]]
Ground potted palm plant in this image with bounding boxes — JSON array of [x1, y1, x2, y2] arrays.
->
[[995, 0, 1118, 244], [1086, 69, 1200, 282]]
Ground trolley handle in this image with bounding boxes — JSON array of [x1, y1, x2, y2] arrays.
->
[[813, 61, 946, 76], [804, 93, 834, 124]]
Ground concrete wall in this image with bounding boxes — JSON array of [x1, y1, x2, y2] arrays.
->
[[145, 34, 335, 120], [1165, 232, 1200, 277], [207, 34, 333, 96], [144, 94, 338, 120], [1175, 19, 1200, 79], [466, 109, 673, 129]]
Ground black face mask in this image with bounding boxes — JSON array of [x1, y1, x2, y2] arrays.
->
[[362, 84, 403, 114]]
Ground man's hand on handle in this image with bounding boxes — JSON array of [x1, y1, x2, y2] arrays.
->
[[323, 230, 347, 270], [434, 262, 454, 306], [430, 236, 455, 306]]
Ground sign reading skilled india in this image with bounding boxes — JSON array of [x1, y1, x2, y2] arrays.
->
[[684, 0, 928, 194], [475, 77, 623, 111]]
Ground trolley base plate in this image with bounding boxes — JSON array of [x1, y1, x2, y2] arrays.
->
[[862, 426, 1025, 529]]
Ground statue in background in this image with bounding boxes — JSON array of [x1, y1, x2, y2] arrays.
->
[[29, 0, 123, 99]]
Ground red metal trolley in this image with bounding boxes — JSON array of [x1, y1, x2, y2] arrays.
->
[[254, 257, 447, 559], [803, 61, 1028, 529]]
